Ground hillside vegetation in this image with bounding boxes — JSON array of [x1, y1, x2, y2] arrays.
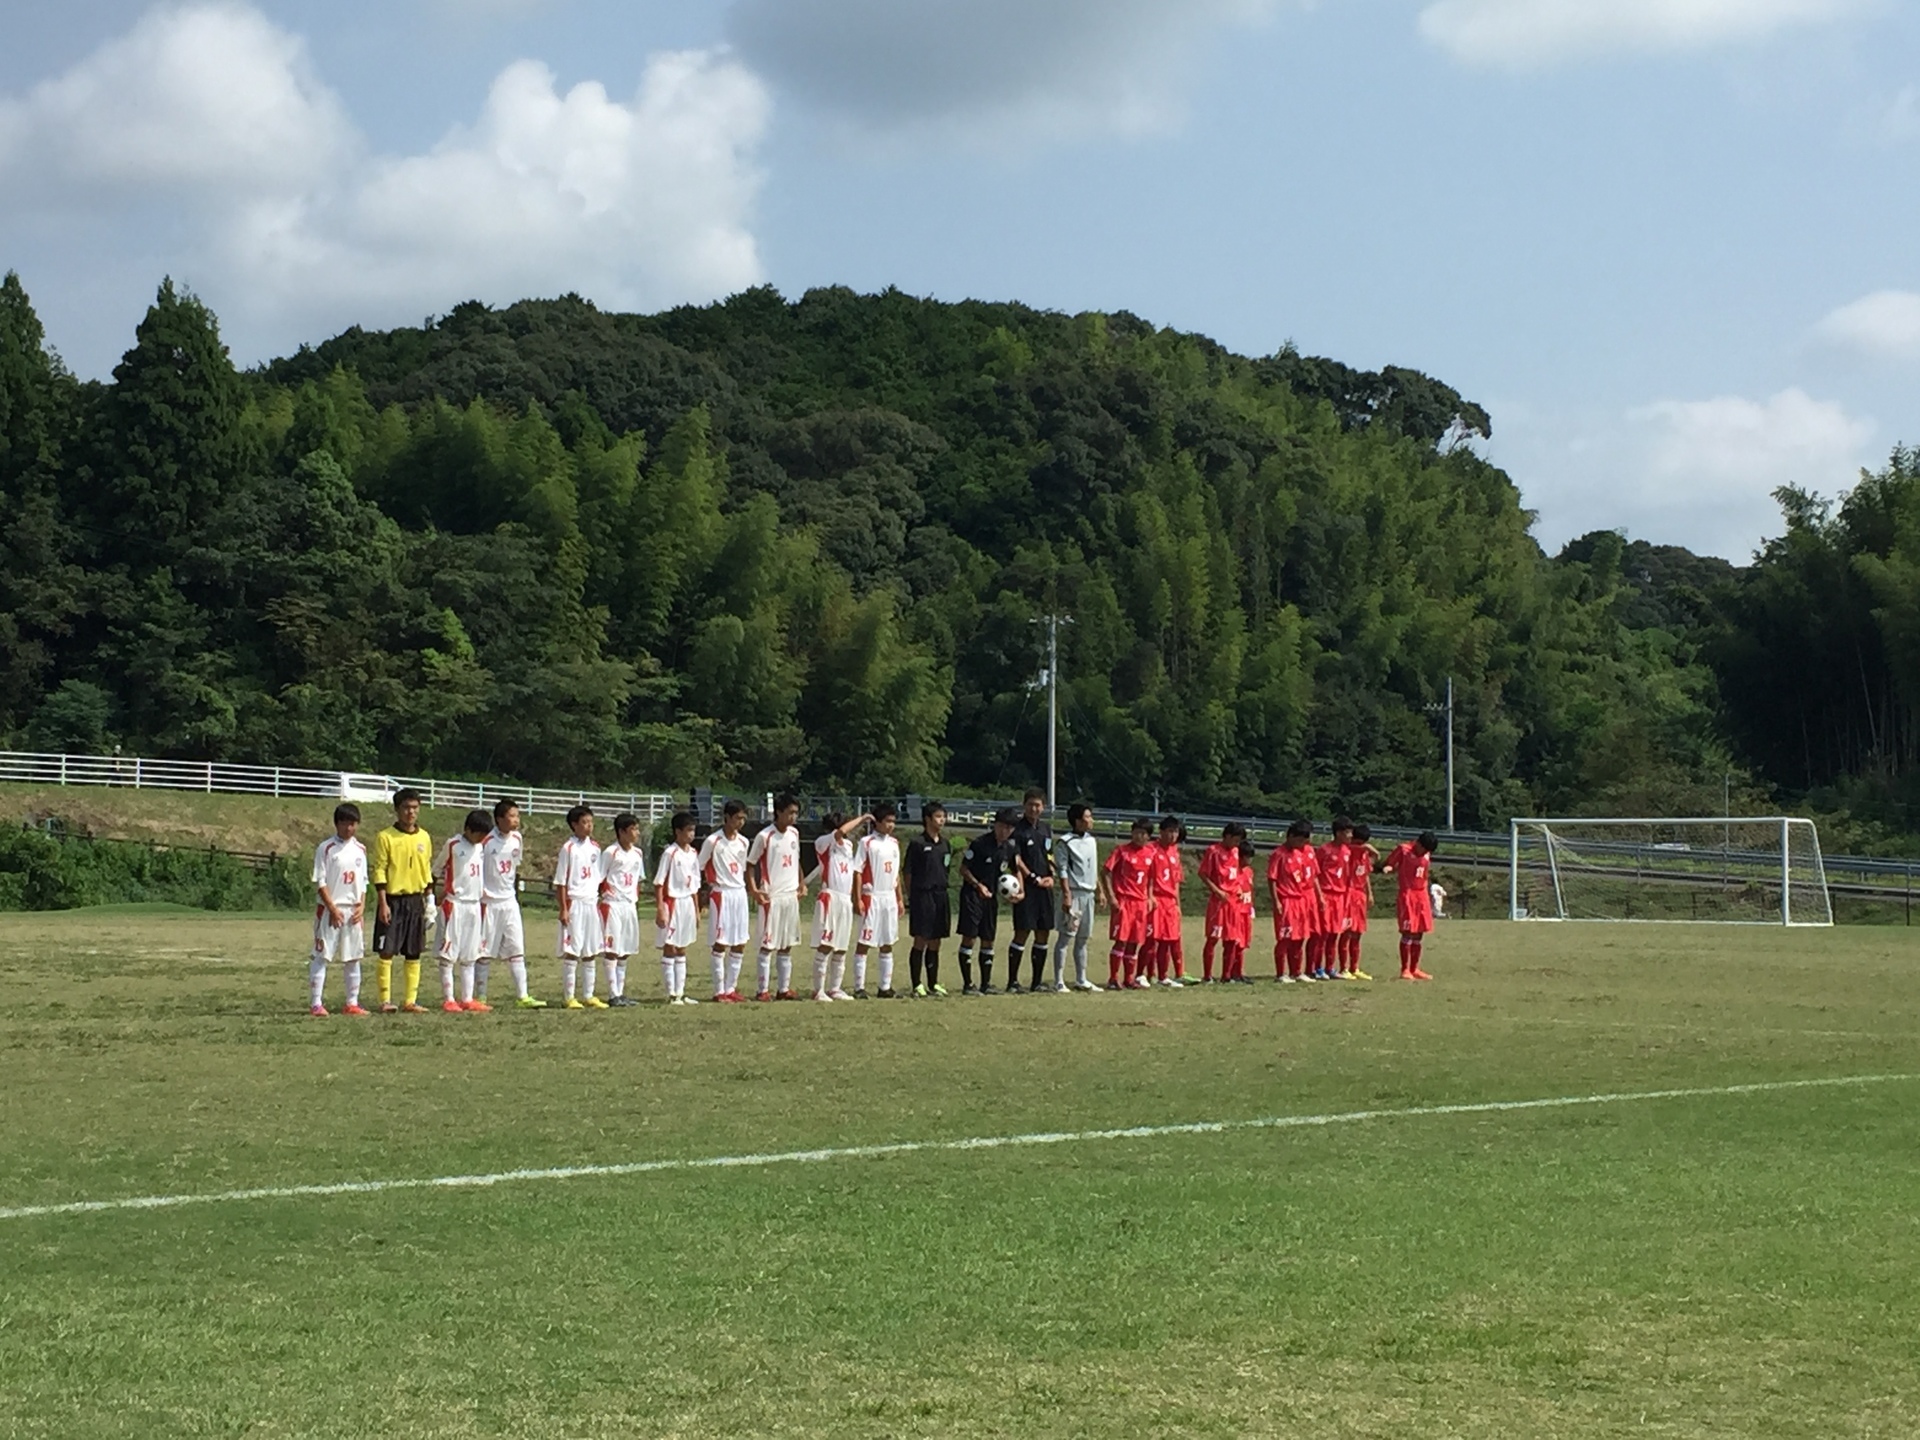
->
[[3, 273, 1918, 838]]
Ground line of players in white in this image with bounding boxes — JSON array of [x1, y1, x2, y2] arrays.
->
[[307, 794, 907, 1014]]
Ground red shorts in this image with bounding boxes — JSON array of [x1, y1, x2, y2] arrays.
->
[[1273, 896, 1317, 942], [1397, 890, 1434, 936], [1350, 891, 1372, 935], [1148, 899, 1182, 943], [1317, 891, 1352, 936], [1204, 899, 1235, 940], [1226, 903, 1253, 948], [1110, 899, 1150, 947]]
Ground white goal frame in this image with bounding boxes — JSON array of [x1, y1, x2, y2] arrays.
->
[[1508, 816, 1832, 927]]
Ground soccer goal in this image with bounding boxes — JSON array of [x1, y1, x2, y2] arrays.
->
[[1508, 818, 1832, 926]]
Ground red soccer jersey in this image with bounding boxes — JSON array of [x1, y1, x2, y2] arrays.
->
[[1350, 843, 1377, 900], [1267, 842, 1319, 900], [1151, 840, 1185, 905], [1105, 843, 1155, 905], [1199, 843, 1239, 899], [1382, 843, 1431, 895], [1316, 842, 1352, 898]]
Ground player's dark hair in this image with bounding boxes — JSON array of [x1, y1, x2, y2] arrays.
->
[[614, 813, 640, 836], [333, 803, 361, 825], [1353, 823, 1371, 843], [821, 811, 845, 832], [1286, 819, 1313, 841], [1068, 802, 1092, 825], [491, 797, 519, 821], [392, 787, 421, 808], [463, 809, 492, 835], [1332, 815, 1355, 835], [671, 811, 697, 834], [722, 798, 747, 818], [994, 807, 1019, 828], [1222, 821, 1247, 841], [1417, 830, 1439, 853], [1023, 787, 1045, 804], [1131, 817, 1153, 836], [773, 793, 799, 815], [566, 804, 594, 827], [1239, 839, 1256, 863], [872, 802, 896, 823], [921, 800, 946, 823]]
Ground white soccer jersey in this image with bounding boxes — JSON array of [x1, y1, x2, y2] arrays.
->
[[482, 829, 522, 903], [856, 834, 901, 906], [816, 833, 857, 899], [311, 835, 367, 908], [439, 835, 486, 904], [699, 831, 751, 893], [553, 835, 603, 901], [655, 844, 702, 900], [748, 825, 803, 897], [602, 843, 649, 905]]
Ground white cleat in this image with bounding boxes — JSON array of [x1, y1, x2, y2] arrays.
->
[[813, 991, 835, 1004], [828, 990, 852, 1002]]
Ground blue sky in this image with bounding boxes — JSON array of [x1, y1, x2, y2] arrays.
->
[[4, 0, 1918, 560]]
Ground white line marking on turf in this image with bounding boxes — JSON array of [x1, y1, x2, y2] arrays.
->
[[4, 1073, 1913, 1224]]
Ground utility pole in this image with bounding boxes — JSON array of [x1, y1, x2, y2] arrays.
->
[[1033, 613, 1072, 811], [1427, 677, 1456, 832]]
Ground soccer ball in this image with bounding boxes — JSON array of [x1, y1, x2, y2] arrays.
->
[[997, 871, 1022, 900]]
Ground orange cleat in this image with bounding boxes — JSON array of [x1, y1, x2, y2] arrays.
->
[[309, 1004, 329, 1017], [754, 990, 773, 1002], [402, 1002, 429, 1014], [379, 1003, 399, 1014], [1411, 968, 1434, 981], [343, 1004, 370, 1017], [463, 1000, 492, 1013], [441, 999, 464, 1014]]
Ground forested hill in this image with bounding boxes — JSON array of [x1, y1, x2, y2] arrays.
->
[[4, 275, 1919, 840]]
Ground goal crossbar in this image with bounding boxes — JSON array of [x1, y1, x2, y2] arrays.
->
[[1507, 816, 1832, 927]]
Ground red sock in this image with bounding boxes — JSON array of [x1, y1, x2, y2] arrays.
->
[[1171, 938, 1185, 980], [1410, 940, 1429, 978], [1288, 939, 1305, 978], [1122, 946, 1137, 986], [1399, 938, 1413, 975], [1274, 942, 1286, 979], [1110, 948, 1124, 987], [1202, 936, 1217, 980]]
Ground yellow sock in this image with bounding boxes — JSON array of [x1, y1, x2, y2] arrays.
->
[[377, 958, 393, 1005], [404, 960, 422, 1006]]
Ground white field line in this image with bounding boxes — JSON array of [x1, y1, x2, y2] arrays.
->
[[4, 1073, 1913, 1224]]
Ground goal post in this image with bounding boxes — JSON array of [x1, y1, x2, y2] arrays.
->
[[1508, 817, 1832, 926]]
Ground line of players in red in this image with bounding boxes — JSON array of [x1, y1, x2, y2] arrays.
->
[[1101, 817, 1438, 987]]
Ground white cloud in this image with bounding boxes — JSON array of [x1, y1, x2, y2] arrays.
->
[[0, 3, 768, 354], [1814, 290, 1920, 360], [725, 0, 1273, 142], [1418, 0, 1862, 70]]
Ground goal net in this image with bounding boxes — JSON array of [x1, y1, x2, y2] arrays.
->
[[1508, 818, 1832, 926]]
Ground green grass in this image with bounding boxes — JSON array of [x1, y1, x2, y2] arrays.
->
[[2, 914, 1918, 1437]]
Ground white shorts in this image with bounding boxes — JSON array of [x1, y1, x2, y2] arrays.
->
[[600, 899, 641, 958], [481, 899, 524, 960], [759, 894, 802, 952], [657, 894, 698, 949], [559, 900, 603, 959], [858, 899, 899, 949], [437, 900, 484, 964], [815, 891, 857, 952], [710, 888, 749, 948], [312, 906, 365, 964]]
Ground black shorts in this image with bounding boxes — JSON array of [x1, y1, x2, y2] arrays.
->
[[909, 890, 951, 941], [957, 888, 999, 943], [1012, 887, 1055, 933], [375, 892, 427, 959]]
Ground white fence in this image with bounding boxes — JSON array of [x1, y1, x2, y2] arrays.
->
[[0, 752, 677, 825]]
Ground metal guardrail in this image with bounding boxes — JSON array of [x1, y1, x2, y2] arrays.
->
[[0, 752, 677, 825]]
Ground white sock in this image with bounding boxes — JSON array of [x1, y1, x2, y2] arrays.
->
[[828, 954, 845, 994], [672, 955, 687, 998], [757, 951, 773, 994], [660, 956, 675, 998], [812, 953, 828, 994], [309, 957, 327, 1008], [879, 949, 895, 992], [776, 953, 792, 992], [344, 961, 361, 1007], [474, 958, 489, 1000], [562, 957, 577, 1000], [853, 952, 868, 991], [509, 957, 528, 1000], [726, 950, 745, 993], [712, 952, 728, 996], [439, 960, 456, 1001], [602, 957, 617, 998], [580, 959, 597, 1000], [459, 960, 476, 1003], [616, 958, 628, 998]]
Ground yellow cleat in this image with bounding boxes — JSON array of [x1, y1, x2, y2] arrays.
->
[[1351, 970, 1373, 982], [564, 998, 586, 1011], [584, 996, 610, 1010]]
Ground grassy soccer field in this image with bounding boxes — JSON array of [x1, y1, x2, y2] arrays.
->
[[2, 912, 1917, 1438]]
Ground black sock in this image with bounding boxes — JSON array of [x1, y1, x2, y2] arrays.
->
[[909, 947, 924, 988], [1031, 943, 1047, 989], [926, 947, 940, 987], [1007, 943, 1024, 984], [981, 953, 994, 988], [958, 948, 973, 988]]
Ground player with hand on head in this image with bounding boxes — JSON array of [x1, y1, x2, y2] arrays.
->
[[481, 799, 542, 1008], [957, 809, 1021, 995], [698, 800, 752, 1002], [599, 814, 648, 1008], [1199, 823, 1247, 984], [1268, 820, 1320, 983], [1101, 818, 1156, 990], [811, 810, 872, 1002], [655, 812, 702, 1005], [748, 795, 807, 1001], [1345, 823, 1378, 980], [852, 803, 904, 998], [553, 805, 605, 1009], [1382, 831, 1438, 980], [1313, 817, 1357, 981], [435, 810, 493, 1012], [905, 802, 954, 997], [309, 804, 369, 1016], [1007, 789, 1056, 994], [1051, 803, 1100, 991]]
